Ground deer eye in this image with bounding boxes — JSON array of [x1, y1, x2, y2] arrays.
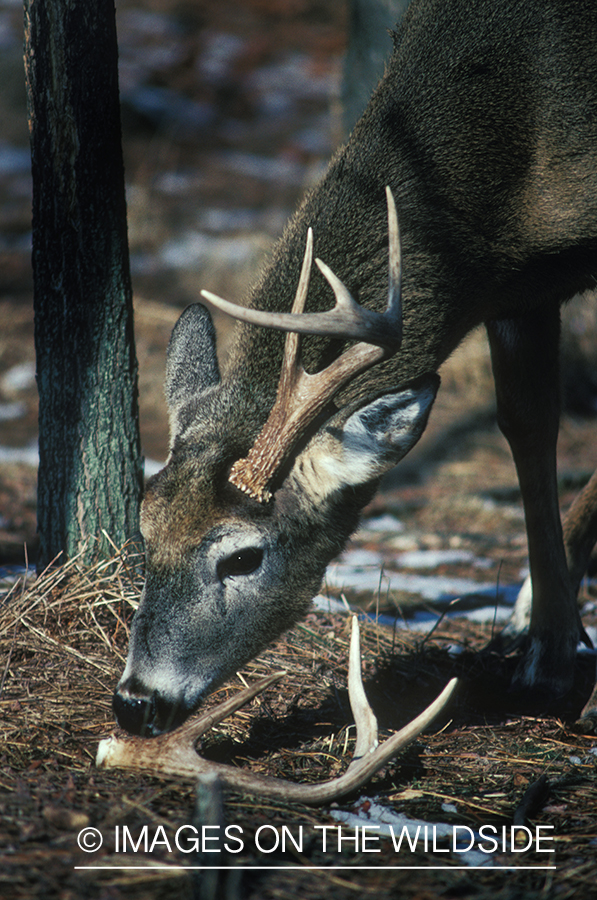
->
[[217, 547, 264, 582]]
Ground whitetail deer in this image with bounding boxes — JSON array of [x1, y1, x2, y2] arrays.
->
[[114, 0, 597, 741]]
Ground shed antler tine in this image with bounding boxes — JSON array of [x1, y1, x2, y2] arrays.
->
[[98, 659, 458, 805], [174, 670, 287, 742], [347, 616, 378, 767]]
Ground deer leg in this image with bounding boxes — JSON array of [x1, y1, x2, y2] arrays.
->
[[564, 470, 597, 728], [505, 467, 597, 729], [499, 469, 597, 649], [486, 304, 585, 702], [562, 469, 597, 599]]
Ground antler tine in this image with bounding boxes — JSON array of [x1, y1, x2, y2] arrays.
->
[[347, 615, 379, 766], [200, 189, 402, 350], [312, 185, 402, 346], [223, 188, 404, 502], [201, 227, 315, 333], [97, 625, 458, 806], [168, 670, 287, 742], [385, 184, 402, 331]]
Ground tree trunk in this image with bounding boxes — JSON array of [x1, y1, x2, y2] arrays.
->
[[24, 0, 143, 567], [342, 0, 411, 136]]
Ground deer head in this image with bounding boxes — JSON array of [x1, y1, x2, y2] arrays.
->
[[114, 189, 439, 736]]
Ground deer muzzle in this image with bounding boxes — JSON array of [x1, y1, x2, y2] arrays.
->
[[113, 677, 195, 737]]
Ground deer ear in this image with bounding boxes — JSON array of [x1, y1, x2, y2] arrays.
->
[[165, 303, 221, 440], [292, 375, 439, 499], [166, 304, 221, 404]]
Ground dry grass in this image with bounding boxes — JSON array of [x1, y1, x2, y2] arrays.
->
[[1, 552, 596, 899]]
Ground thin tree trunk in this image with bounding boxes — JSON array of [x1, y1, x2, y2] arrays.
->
[[342, 0, 411, 135], [24, 0, 143, 567]]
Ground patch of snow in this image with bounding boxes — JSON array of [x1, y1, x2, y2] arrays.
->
[[0, 143, 30, 176], [326, 562, 498, 603], [160, 231, 260, 270], [457, 605, 513, 624], [0, 441, 38, 467], [153, 171, 203, 196], [312, 594, 349, 615], [1, 361, 36, 393], [340, 548, 383, 567], [197, 31, 246, 85], [331, 800, 495, 867], [397, 549, 477, 569], [144, 458, 166, 477], [359, 514, 404, 534], [0, 401, 26, 421], [584, 624, 597, 646], [220, 151, 307, 186]]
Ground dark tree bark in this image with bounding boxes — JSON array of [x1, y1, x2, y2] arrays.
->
[[342, 0, 411, 136], [24, 0, 143, 567]]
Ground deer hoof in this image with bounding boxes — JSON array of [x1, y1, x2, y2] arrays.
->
[[510, 630, 578, 702], [575, 683, 597, 734]]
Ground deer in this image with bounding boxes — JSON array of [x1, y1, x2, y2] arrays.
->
[[113, 0, 597, 756]]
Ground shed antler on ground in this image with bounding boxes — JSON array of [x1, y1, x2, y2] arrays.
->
[[98, 617, 458, 805]]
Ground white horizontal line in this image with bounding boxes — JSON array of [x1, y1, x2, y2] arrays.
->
[[75, 865, 557, 871]]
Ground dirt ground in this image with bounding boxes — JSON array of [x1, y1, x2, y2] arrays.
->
[[1, 1, 597, 898]]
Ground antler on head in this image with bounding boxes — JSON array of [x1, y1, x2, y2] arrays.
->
[[200, 187, 404, 502]]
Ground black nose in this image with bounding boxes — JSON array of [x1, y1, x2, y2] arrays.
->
[[113, 682, 190, 737], [113, 688, 158, 736]]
